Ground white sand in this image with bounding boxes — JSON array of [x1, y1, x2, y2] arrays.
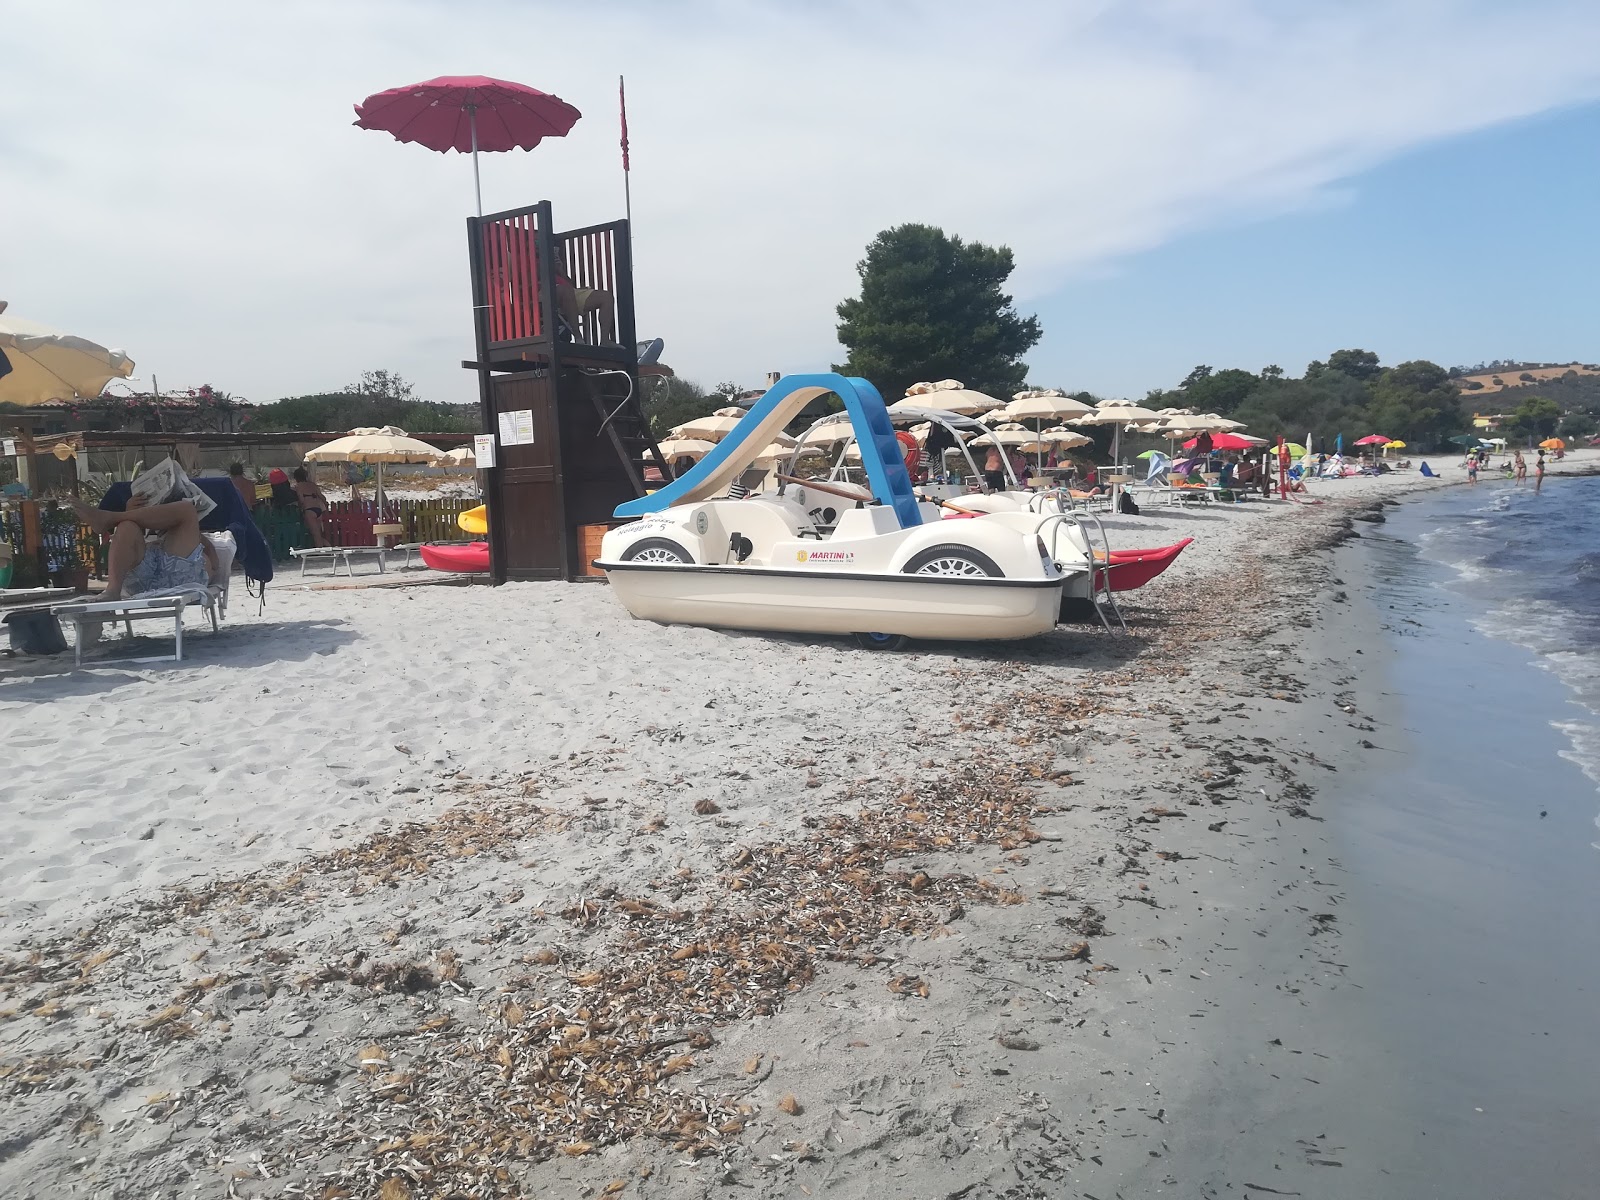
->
[[1, 449, 1594, 1198]]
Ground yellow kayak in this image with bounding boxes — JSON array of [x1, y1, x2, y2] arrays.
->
[[458, 504, 488, 534]]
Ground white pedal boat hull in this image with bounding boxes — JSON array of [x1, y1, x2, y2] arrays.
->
[[599, 560, 1065, 641]]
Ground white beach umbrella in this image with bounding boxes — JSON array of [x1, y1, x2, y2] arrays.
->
[[901, 379, 1004, 415], [1032, 427, 1093, 449], [999, 392, 1096, 423], [0, 301, 135, 405], [303, 425, 443, 518], [1070, 401, 1163, 470], [752, 440, 797, 463], [794, 412, 854, 448], [440, 445, 476, 465], [969, 423, 1034, 448], [656, 436, 718, 461], [669, 412, 743, 441]]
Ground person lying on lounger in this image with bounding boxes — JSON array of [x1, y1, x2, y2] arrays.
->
[[72, 495, 218, 602]]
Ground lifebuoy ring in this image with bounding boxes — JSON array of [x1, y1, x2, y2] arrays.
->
[[895, 430, 922, 478]]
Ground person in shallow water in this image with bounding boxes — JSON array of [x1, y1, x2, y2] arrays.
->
[[1535, 449, 1546, 492]]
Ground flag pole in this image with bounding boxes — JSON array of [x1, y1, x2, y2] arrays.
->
[[619, 76, 632, 236]]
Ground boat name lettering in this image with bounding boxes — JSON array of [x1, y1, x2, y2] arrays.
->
[[796, 549, 855, 564]]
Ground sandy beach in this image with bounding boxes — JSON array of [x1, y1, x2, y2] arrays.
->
[[2, 451, 1596, 1199]]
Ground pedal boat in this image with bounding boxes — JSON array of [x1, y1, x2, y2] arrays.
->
[[595, 375, 1077, 648]]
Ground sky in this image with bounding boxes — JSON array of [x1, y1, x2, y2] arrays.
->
[[4, 0, 1600, 407]]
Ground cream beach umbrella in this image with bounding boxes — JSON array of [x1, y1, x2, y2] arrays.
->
[[656, 436, 717, 462], [441, 445, 476, 465], [901, 379, 1003, 416], [794, 412, 853, 448], [998, 391, 1097, 424], [303, 425, 443, 518], [999, 391, 1098, 470], [668, 411, 743, 441], [969, 423, 1034, 448], [0, 301, 135, 405], [1029, 427, 1093, 450], [752, 440, 797, 463], [1070, 400, 1162, 468]]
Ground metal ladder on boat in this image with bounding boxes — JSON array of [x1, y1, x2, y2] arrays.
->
[[1035, 500, 1127, 634]]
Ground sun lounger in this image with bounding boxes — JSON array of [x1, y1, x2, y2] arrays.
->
[[290, 545, 390, 578], [53, 531, 236, 666]]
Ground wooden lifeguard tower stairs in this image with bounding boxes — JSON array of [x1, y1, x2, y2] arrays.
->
[[463, 200, 672, 582]]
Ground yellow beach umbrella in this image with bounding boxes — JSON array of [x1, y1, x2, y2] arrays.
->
[[0, 300, 135, 405]]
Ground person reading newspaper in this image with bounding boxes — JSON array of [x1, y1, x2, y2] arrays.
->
[[71, 458, 218, 603]]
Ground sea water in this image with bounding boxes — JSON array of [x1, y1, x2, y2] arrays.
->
[[1327, 473, 1600, 1198], [1412, 473, 1600, 843]]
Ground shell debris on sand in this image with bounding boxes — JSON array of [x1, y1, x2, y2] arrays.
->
[[1, 735, 1077, 1198]]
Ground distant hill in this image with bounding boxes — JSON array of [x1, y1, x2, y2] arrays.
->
[[1452, 361, 1600, 396]]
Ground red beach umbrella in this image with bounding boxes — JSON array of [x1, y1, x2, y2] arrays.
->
[[1353, 434, 1391, 446], [1182, 431, 1261, 451], [353, 75, 582, 215]]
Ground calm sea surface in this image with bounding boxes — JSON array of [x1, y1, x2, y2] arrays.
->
[[1328, 473, 1600, 1198]]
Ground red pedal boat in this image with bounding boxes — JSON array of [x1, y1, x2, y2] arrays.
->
[[419, 541, 490, 573], [1096, 538, 1193, 592]]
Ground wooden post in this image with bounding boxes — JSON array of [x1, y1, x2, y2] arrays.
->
[[16, 426, 38, 497]]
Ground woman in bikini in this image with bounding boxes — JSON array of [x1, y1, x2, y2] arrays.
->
[[291, 467, 330, 547]]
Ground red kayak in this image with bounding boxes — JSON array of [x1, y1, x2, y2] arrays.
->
[[419, 541, 490, 573], [1097, 538, 1193, 591]]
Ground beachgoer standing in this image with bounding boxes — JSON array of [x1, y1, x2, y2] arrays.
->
[[1514, 450, 1527, 485], [291, 467, 331, 546], [1535, 449, 1546, 493], [1466, 455, 1478, 485], [979, 444, 1004, 489], [228, 462, 257, 511]]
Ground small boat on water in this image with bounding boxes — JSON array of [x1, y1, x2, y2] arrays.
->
[[596, 374, 1080, 648]]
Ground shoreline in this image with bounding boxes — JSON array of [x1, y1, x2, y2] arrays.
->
[[0, 459, 1595, 1197]]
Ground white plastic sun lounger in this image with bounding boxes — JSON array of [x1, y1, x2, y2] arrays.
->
[[53, 532, 236, 666], [290, 545, 389, 578]]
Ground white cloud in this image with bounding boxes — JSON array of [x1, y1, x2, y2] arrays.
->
[[3, 0, 1598, 404]]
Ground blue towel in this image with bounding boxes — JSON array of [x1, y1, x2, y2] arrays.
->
[[1419, 462, 1437, 478], [101, 478, 274, 586]]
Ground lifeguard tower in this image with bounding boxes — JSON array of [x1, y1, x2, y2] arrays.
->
[[463, 201, 672, 582]]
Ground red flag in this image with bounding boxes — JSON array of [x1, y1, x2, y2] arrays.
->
[[619, 75, 630, 173]]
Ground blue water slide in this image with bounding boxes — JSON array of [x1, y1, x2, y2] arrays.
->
[[615, 373, 923, 528]]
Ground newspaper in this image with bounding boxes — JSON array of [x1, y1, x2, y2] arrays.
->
[[129, 456, 216, 521]]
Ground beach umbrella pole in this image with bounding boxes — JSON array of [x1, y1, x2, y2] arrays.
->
[[469, 106, 482, 217]]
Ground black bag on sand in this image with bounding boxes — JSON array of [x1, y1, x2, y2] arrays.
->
[[1118, 490, 1141, 515], [4, 609, 69, 655]]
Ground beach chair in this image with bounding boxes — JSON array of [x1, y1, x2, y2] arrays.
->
[[53, 531, 236, 667], [290, 545, 390, 577]]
